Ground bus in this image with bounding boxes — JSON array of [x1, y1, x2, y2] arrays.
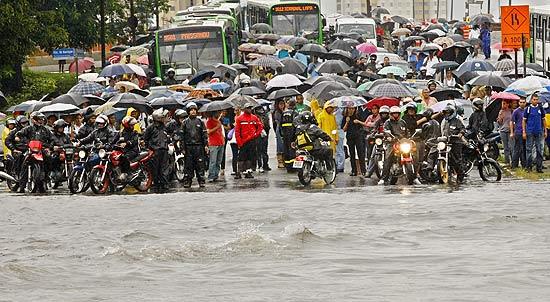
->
[[247, 0, 324, 44], [151, 20, 239, 80], [335, 17, 377, 45], [530, 5, 550, 69], [174, 2, 245, 32]]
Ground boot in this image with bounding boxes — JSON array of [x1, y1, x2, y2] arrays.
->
[[277, 153, 285, 169]]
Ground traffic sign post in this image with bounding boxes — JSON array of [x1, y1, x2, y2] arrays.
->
[[501, 5, 530, 78]]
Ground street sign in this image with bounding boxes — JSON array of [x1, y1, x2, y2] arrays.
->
[[52, 48, 75, 61], [501, 5, 530, 49]]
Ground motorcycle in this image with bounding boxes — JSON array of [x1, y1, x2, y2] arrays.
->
[[367, 133, 387, 179], [293, 141, 336, 186], [68, 143, 101, 194], [48, 145, 75, 189], [1, 153, 19, 190], [386, 129, 422, 185], [420, 135, 460, 184], [23, 140, 47, 193], [463, 135, 502, 182], [88, 143, 154, 194], [0, 155, 17, 183], [169, 140, 185, 183]]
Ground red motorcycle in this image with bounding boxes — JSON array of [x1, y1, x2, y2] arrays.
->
[[24, 140, 47, 193], [88, 144, 154, 194]]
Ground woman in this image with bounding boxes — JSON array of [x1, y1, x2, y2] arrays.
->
[[272, 99, 285, 168], [342, 106, 367, 176], [443, 69, 456, 88], [497, 100, 513, 165], [228, 108, 241, 175]]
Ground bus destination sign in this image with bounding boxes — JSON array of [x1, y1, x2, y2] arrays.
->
[[162, 31, 213, 43], [272, 5, 316, 13]]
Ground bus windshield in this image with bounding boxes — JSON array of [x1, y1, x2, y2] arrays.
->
[[272, 13, 318, 36], [338, 24, 375, 38]]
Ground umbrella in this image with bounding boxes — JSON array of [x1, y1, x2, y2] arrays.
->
[[467, 38, 482, 47], [316, 60, 351, 74], [421, 43, 443, 52], [69, 59, 95, 73], [250, 23, 272, 34], [520, 63, 545, 73], [448, 34, 464, 42], [168, 84, 193, 92], [206, 63, 238, 77], [491, 91, 520, 101], [78, 73, 99, 82], [467, 73, 511, 89], [67, 81, 104, 96], [358, 70, 381, 81], [257, 44, 277, 55], [371, 7, 390, 17], [298, 43, 327, 56], [0, 91, 6, 107], [358, 82, 373, 92], [502, 68, 544, 77], [121, 46, 148, 57], [233, 86, 266, 96], [27, 101, 52, 113], [82, 95, 107, 106], [366, 97, 400, 110], [110, 45, 128, 52], [419, 31, 439, 40], [325, 49, 353, 64], [51, 93, 89, 107], [432, 61, 460, 70], [331, 96, 368, 108], [135, 55, 149, 65], [249, 56, 284, 69], [433, 37, 454, 47], [280, 58, 307, 74], [41, 92, 62, 103], [377, 66, 407, 77], [267, 74, 302, 89], [391, 15, 410, 24], [304, 76, 334, 86], [356, 42, 378, 54], [114, 81, 139, 92], [99, 63, 146, 77], [369, 83, 414, 98], [430, 88, 463, 101], [503, 89, 527, 98], [471, 14, 494, 25], [146, 88, 174, 101], [208, 82, 230, 91], [492, 42, 513, 51], [329, 39, 354, 52], [507, 76, 550, 94], [494, 59, 516, 71], [329, 88, 370, 98], [391, 28, 412, 36], [255, 33, 280, 42], [325, 74, 356, 88], [455, 60, 495, 78], [150, 97, 183, 109], [198, 100, 233, 113], [188, 70, 216, 86], [225, 94, 259, 108], [110, 93, 152, 113], [38, 103, 80, 115], [238, 43, 261, 52], [403, 36, 425, 43], [538, 90, 550, 103], [187, 89, 221, 99], [231, 63, 248, 71], [130, 89, 149, 98], [267, 88, 300, 100], [425, 24, 446, 32], [305, 81, 349, 101], [10, 100, 39, 113], [430, 99, 471, 113]]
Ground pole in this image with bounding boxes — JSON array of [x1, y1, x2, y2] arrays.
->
[[543, 18, 547, 70], [100, 0, 106, 68], [412, 0, 416, 21], [422, 0, 425, 22], [130, 0, 136, 45], [487, 0, 490, 15], [436, 0, 440, 19], [155, 0, 160, 29], [450, 0, 454, 20], [522, 33, 527, 77], [514, 49, 518, 78], [74, 55, 79, 83]]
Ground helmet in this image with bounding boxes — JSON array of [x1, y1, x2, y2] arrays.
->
[[443, 104, 456, 120], [30, 112, 45, 121], [379, 105, 390, 114], [166, 68, 175, 75], [456, 105, 464, 116], [174, 109, 188, 119], [95, 114, 108, 128], [186, 102, 198, 112], [15, 115, 29, 126], [472, 98, 484, 111], [404, 102, 417, 111], [6, 119, 16, 126], [121, 116, 137, 129], [152, 108, 168, 122], [53, 119, 67, 129], [299, 111, 317, 125], [390, 106, 401, 114], [422, 108, 434, 119]]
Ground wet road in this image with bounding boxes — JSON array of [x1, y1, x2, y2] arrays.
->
[[1, 161, 550, 301]]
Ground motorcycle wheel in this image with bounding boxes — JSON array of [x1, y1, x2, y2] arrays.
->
[[437, 159, 449, 184], [478, 159, 502, 182], [488, 143, 500, 160], [175, 158, 186, 183], [322, 159, 337, 185], [7, 177, 19, 192], [373, 155, 383, 179], [297, 162, 312, 186], [463, 159, 474, 174], [134, 167, 153, 192], [68, 169, 89, 194], [89, 167, 110, 194], [27, 164, 44, 193], [404, 162, 415, 185]]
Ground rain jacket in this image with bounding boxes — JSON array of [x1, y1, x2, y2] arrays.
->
[[2, 127, 10, 158], [143, 121, 170, 150], [125, 108, 143, 134], [16, 125, 55, 148], [79, 126, 119, 148], [316, 102, 339, 143], [181, 117, 208, 146], [235, 112, 263, 148]]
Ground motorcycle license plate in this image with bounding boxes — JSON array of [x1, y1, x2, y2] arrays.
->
[[293, 161, 304, 168]]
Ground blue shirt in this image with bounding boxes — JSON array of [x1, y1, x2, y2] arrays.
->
[[511, 107, 524, 134], [524, 105, 544, 134]]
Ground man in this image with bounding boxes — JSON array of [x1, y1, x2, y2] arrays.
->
[[295, 111, 333, 169], [294, 95, 310, 113], [420, 88, 438, 108], [181, 102, 208, 187], [4, 116, 29, 181], [365, 54, 378, 72], [196, 74, 212, 89], [342, 106, 367, 176], [280, 99, 298, 171], [381, 56, 391, 68], [143, 108, 171, 192], [206, 111, 225, 182], [378, 106, 408, 185], [522, 93, 547, 173], [78, 114, 119, 148], [50, 119, 71, 185], [234, 103, 264, 179], [222, 72, 235, 95], [468, 98, 492, 136], [164, 68, 178, 85], [166, 109, 187, 138], [102, 77, 118, 96], [118, 116, 141, 181], [440, 105, 466, 182], [255, 105, 271, 172], [2, 119, 16, 159], [76, 110, 96, 140], [317, 101, 339, 153]]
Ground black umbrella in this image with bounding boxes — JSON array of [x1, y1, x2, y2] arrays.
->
[[454, 71, 479, 84], [304, 76, 333, 86], [188, 70, 215, 86], [233, 86, 266, 96], [453, 41, 472, 48], [38, 91, 60, 103], [326, 49, 353, 64], [225, 94, 259, 108], [51, 93, 89, 107], [129, 88, 150, 97], [430, 88, 463, 101], [250, 23, 272, 34], [267, 88, 300, 100], [467, 73, 511, 89], [448, 34, 464, 42], [329, 88, 369, 98], [325, 74, 356, 88], [110, 93, 153, 113], [150, 97, 183, 109], [280, 58, 307, 74], [485, 99, 501, 123], [403, 36, 425, 43], [432, 61, 460, 70], [198, 100, 233, 113], [205, 63, 238, 77], [471, 14, 494, 25], [425, 24, 446, 32], [467, 38, 481, 47], [391, 15, 409, 24], [371, 7, 390, 17], [298, 43, 327, 56], [369, 83, 414, 98], [82, 95, 107, 106], [419, 31, 439, 40], [306, 81, 348, 101], [328, 39, 354, 52], [249, 79, 266, 92], [358, 70, 382, 80], [110, 45, 128, 52], [231, 63, 248, 71], [520, 63, 545, 73], [255, 33, 280, 41], [146, 89, 174, 101], [455, 60, 495, 77], [316, 60, 351, 74]]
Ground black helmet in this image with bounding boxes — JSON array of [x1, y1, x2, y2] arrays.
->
[[456, 105, 464, 116], [15, 115, 29, 126], [422, 108, 434, 119], [174, 109, 188, 119], [472, 98, 484, 111], [299, 111, 317, 125], [53, 119, 67, 129]]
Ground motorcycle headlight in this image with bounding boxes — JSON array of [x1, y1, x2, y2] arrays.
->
[[78, 150, 86, 159], [375, 138, 383, 145], [437, 142, 447, 151], [483, 144, 489, 152], [400, 143, 411, 154], [98, 149, 106, 159]]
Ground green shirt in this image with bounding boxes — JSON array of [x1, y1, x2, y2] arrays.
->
[[295, 103, 311, 113]]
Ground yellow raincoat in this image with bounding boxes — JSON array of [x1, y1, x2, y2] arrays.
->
[[124, 108, 142, 133], [316, 101, 338, 152], [2, 126, 10, 159]]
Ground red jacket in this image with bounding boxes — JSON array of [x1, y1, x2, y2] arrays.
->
[[235, 112, 264, 147]]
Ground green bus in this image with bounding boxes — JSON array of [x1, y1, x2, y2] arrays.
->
[[151, 19, 239, 80], [246, 0, 324, 44]]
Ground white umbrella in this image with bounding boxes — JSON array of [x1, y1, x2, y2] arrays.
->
[[39, 103, 80, 115], [266, 74, 302, 89], [78, 73, 99, 82], [507, 76, 550, 94], [125, 63, 147, 77]]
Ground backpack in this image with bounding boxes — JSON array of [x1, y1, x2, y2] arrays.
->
[[296, 129, 314, 151], [523, 105, 544, 124]]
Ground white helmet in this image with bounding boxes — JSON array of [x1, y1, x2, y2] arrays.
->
[[389, 106, 401, 114], [95, 114, 108, 128], [152, 108, 168, 122], [186, 102, 198, 112]]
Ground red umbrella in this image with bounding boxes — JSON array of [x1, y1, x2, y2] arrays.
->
[[136, 55, 149, 65], [69, 59, 95, 73], [491, 91, 520, 101], [356, 42, 378, 54], [365, 97, 400, 110], [492, 42, 513, 52], [107, 54, 121, 64]]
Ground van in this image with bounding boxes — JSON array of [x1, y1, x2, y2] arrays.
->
[[335, 17, 376, 45]]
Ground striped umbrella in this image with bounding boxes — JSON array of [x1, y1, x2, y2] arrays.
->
[[122, 46, 148, 57], [68, 81, 105, 95], [368, 83, 414, 98], [494, 59, 515, 71], [249, 56, 283, 69]]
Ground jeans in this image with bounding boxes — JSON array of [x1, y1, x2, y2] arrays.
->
[[526, 133, 544, 171], [208, 145, 224, 180], [256, 132, 269, 169], [512, 134, 526, 168], [336, 129, 345, 171], [346, 134, 366, 174], [275, 127, 283, 154], [230, 143, 238, 173], [500, 131, 513, 164]]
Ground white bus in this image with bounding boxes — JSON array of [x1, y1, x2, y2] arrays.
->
[[530, 5, 550, 69], [335, 17, 377, 45]]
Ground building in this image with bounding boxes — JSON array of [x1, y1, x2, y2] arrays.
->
[[336, 0, 378, 16], [160, 0, 204, 28], [376, 0, 447, 22]]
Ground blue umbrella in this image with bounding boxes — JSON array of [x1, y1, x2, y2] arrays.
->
[[209, 82, 230, 91], [68, 81, 105, 95], [538, 90, 550, 104], [503, 88, 527, 98], [99, 64, 135, 77], [188, 70, 215, 86], [455, 60, 495, 79]]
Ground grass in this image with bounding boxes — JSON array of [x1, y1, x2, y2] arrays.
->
[[508, 167, 550, 181]]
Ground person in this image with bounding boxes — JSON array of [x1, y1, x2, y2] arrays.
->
[[78, 114, 119, 148], [234, 103, 264, 179], [166, 109, 187, 138], [510, 97, 527, 169], [124, 54, 131, 64], [316, 100, 339, 156], [272, 100, 285, 168], [443, 69, 456, 88], [420, 88, 438, 109], [15, 112, 55, 192], [49, 119, 71, 183], [423, 51, 441, 78], [381, 56, 391, 68], [46, 114, 57, 131], [76, 110, 96, 140], [469, 24, 480, 40], [206, 111, 225, 182], [342, 106, 367, 176], [294, 111, 334, 169], [228, 108, 241, 175], [365, 54, 378, 72], [307, 56, 320, 77], [222, 72, 235, 95], [143, 108, 171, 192], [440, 105, 466, 182], [181, 102, 208, 187], [497, 100, 513, 165], [164, 68, 178, 85], [498, 51, 512, 61], [2, 119, 16, 159], [522, 93, 547, 173], [365, 105, 390, 178], [480, 23, 491, 59], [255, 105, 271, 172], [427, 80, 438, 93], [118, 116, 141, 181], [378, 106, 408, 185], [280, 99, 298, 170], [295, 95, 310, 113], [196, 74, 212, 89], [4, 116, 30, 184], [468, 98, 492, 136]]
